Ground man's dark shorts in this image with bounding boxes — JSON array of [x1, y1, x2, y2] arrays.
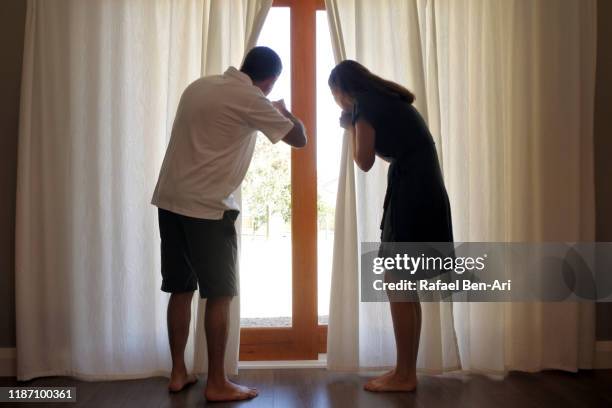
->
[[158, 208, 239, 299]]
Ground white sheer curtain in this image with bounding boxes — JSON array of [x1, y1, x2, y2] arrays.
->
[[15, 0, 271, 381], [439, 0, 597, 373], [326, 0, 597, 373]]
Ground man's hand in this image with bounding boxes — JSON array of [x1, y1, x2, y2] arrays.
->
[[272, 99, 289, 115], [271, 99, 307, 148]]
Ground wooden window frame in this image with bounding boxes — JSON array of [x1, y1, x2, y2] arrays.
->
[[239, 0, 328, 361]]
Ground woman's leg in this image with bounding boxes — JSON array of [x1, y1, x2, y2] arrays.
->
[[364, 300, 421, 392]]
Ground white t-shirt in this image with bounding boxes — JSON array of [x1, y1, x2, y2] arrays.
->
[[151, 67, 294, 220]]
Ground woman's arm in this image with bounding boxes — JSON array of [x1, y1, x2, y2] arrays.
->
[[352, 120, 376, 172], [339, 111, 376, 172]]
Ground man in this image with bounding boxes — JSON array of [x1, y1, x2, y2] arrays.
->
[[151, 46, 306, 402]]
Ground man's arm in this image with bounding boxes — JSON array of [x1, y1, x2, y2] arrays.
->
[[272, 100, 307, 148]]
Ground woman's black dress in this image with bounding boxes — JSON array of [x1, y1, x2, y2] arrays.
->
[[351, 90, 454, 244]]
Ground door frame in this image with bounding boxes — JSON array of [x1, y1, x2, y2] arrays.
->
[[239, 0, 328, 361]]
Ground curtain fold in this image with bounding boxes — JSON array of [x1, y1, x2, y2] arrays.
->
[[15, 0, 271, 381], [325, 0, 597, 374]]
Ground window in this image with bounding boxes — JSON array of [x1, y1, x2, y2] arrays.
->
[[240, 0, 331, 361]]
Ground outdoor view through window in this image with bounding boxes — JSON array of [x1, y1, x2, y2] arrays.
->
[[239, 8, 340, 328]]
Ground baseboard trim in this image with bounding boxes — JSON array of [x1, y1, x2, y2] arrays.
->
[[595, 340, 612, 368], [0, 347, 16, 377], [239, 354, 327, 370]]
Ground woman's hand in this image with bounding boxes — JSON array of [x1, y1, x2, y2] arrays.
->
[[339, 110, 353, 129]]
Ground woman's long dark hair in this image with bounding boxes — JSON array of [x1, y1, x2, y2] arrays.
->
[[328, 60, 415, 104]]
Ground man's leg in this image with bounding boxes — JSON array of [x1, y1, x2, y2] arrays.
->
[[204, 296, 258, 402], [167, 291, 198, 392]]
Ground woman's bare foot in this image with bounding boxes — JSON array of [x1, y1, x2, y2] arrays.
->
[[205, 379, 258, 402], [168, 371, 198, 393], [364, 372, 417, 392], [375, 369, 396, 381]]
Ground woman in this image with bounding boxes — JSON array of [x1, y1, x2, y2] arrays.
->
[[328, 60, 453, 392]]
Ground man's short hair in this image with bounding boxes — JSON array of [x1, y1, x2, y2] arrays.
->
[[240, 46, 282, 82]]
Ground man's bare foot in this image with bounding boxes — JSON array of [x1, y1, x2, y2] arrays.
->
[[168, 371, 198, 393], [205, 379, 258, 402], [375, 369, 396, 381], [364, 372, 417, 392], [363, 368, 396, 390]]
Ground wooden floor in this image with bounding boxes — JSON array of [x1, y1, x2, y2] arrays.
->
[[1, 369, 611, 407]]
